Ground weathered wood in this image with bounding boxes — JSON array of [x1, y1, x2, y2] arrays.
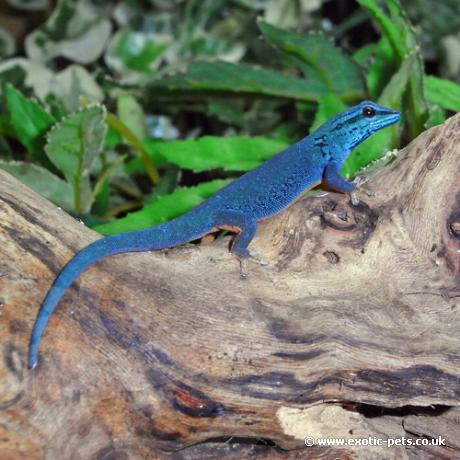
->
[[1, 114, 460, 459]]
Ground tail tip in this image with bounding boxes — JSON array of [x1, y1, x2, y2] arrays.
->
[[28, 352, 38, 370]]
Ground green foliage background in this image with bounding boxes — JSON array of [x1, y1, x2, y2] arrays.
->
[[0, 0, 459, 235]]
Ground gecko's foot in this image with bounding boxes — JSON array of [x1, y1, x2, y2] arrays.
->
[[234, 251, 268, 278], [350, 176, 374, 205], [250, 254, 269, 267], [240, 259, 249, 278]]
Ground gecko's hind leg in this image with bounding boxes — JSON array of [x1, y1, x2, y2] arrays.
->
[[214, 210, 263, 277]]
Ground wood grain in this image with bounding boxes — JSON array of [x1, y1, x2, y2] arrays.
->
[[1, 114, 460, 459]]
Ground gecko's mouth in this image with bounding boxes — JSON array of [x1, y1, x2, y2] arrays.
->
[[387, 111, 401, 123], [373, 111, 400, 130]]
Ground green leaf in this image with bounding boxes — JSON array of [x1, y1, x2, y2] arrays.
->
[[186, 33, 245, 63], [117, 94, 146, 140], [0, 115, 14, 137], [356, 0, 408, 58], [379, 52, 417, 108], [146, 165, 180, 203], [105, 125, 122, 148], [92, 178, 110, 217], [6, 0, 49, 11], [113, 31, 167, 72], [25, 0, 112, 63], [309, 94, 346, 134], [147, 61, 328, 102], [105, 29, 169, 81], [0, 26, 15, 59], [424, 75, 460, 112], [45, 105, 107, 213], [51, 65, 104, 112], [258, 21, 365, 101], [366, 37, 397, 99], [352, 43, 378, 66], [92, 154, 128, 201], [356, 0, 428, 136], [207, 100, 247, 127], [94, 179, 231, 235], [425, 105, 446, 129], [127, 136, 290, 174], [0, 58, 54, 101], [5, 83, 55, 162], [104, 111, 159, 185], [0, 160, 73, 210]]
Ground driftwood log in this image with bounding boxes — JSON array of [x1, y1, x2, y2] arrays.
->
[[1, 114, 460, 460]]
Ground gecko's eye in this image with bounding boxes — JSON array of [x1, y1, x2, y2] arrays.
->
[[362, 106, 375, 117]]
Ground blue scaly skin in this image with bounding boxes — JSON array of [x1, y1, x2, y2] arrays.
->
[[28, 101, 400, 369]]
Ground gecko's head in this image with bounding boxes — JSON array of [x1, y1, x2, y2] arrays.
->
[[327, 101, 400, 152], [355, 100, 400, 132]]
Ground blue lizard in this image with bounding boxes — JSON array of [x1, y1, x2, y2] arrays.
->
[[28, 101, 400, 369]]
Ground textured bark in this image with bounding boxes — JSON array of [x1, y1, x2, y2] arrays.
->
[[1, 114, 460, 459]]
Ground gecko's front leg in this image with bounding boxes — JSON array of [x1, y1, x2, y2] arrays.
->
[[323, 162, 373, 205]]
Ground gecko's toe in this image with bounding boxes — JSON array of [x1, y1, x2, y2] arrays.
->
[[250, 254, 269, 266], [363, 187, 375, 197], [350, 190, 360, 206], [350, 187, 375, 205], [237, 253, 269, 278], [239, 259, 249, 278]]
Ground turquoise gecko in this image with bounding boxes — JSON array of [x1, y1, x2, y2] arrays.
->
[[28, 101, 400, 369]]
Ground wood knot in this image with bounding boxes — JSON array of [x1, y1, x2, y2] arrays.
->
[[425, 141, 444, 170], [323, 251, 340, 264], [0, 343, 24, 409], [321, 201, 355, 231], [450, 220, 460, 238], [319, 199, 379, 250]]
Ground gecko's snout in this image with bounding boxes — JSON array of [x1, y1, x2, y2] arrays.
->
[[385, 111, 401, 124], [371, 106, 401, 130]]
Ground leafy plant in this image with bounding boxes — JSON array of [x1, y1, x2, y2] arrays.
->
[[0, 0, 459, 236], [5, 83, 55, 163], [44, 105, 107, 213]]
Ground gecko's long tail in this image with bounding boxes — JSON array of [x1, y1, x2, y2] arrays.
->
[[28, 213, 213, 369]]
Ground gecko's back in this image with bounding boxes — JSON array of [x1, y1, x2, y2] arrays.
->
[[201, 135, 323, 220]]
